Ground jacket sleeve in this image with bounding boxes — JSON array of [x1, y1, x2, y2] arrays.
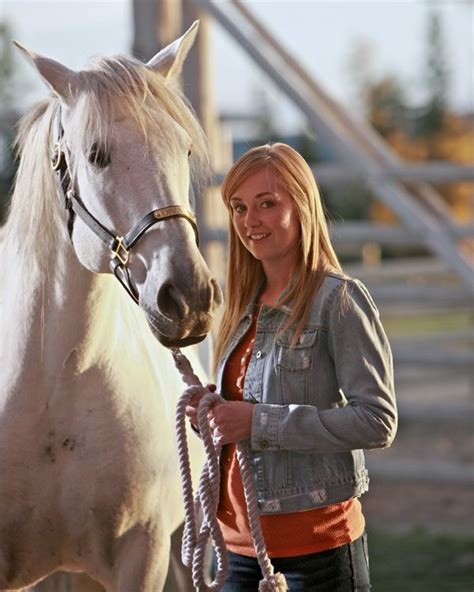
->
[[250, 279, 397, 453]]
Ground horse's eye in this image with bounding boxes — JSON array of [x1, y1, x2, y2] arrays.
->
[[89, 143, 111, 168], [188, 148, 192, 157]]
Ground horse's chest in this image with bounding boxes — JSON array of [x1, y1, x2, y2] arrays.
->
[[3, 364, 175, 491]]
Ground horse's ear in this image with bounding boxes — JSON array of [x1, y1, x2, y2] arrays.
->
[[14, 41, 79, 102], [146, 20, 199, 80]]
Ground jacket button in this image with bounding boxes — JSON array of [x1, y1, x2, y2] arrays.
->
[[260, 439, 269, 449], [256, 350, 262, 359]]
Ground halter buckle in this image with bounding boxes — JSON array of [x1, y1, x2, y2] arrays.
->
[[112, 236, 130, 265]]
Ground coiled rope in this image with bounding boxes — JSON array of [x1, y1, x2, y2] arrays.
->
[[172, 348, 288, 592]]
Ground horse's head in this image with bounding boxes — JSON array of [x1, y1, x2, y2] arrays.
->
[[15, 23, 222, 348]]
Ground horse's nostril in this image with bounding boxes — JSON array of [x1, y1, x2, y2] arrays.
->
[[157, 282, 189, 320]]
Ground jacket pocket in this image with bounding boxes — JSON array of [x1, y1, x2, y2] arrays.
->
[[276, 329, 317, 372]]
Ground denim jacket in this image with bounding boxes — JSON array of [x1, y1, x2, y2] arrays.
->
[[215, 272, 397, 515]]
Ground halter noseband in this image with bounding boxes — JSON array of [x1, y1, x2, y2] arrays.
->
[[51, 107, 199, 304]]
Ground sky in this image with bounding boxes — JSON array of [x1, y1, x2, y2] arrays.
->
[[2, 1, 473, 134]]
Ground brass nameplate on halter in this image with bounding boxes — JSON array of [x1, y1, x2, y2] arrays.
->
[[153, 206, 195, 223]]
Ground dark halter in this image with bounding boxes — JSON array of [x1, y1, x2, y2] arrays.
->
[[50, 106, 199, 304]]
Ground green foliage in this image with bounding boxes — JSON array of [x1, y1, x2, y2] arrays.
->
[[252, 84, 279, 145], [367, 76, 408, 138], [322, 183, 374, 223], [368, 529, 474, 592], [382, 310, 472, 338], [0, 20, 21, 224], [0, 22, 15, 107], [414, 8, 450, 137], [348, 8, 451, 141], [296, 128, 319, 163]]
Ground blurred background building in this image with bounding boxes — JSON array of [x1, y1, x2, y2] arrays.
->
[[1, 1, 473, 590]]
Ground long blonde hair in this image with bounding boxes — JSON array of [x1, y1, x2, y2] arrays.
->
[[214, 142, 343, 369]]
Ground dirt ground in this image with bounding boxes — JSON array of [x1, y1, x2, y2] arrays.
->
[[363, 481, 474, 536], [362, 360, 473, 536]]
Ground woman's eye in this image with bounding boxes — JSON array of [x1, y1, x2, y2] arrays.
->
[[261, 200, 274, 209], [233, 204, 246, 214], [89, 143, 111, 168]]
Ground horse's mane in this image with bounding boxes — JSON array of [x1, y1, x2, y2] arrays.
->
[[5, 54, 211, 272]]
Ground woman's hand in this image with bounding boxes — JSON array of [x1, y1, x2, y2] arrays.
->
[[184, 383, 216, 430], [208, 401, 255, 445]]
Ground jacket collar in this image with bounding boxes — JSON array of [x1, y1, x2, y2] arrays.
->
[[242, 279, 293, 319]]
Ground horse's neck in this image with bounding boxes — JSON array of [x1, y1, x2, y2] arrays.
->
[[2, 232, 98, 393]]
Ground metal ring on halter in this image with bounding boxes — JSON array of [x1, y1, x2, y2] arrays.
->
[[111, 236, 130, 266]]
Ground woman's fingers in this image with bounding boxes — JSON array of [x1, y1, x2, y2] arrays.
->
[[186, 400, 253, 444], [185, 405, 197, 417], [205, 401, 254, 444], [212, 429, 224, 446]]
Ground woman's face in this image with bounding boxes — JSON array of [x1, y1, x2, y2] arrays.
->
[[229, 166, 301, 273]]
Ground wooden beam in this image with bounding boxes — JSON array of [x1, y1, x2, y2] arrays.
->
[[366, 458, 474, 485], [329, 221, 474, 245], [313, 163, 474, 185]]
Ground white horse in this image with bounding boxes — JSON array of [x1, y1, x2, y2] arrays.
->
[[0, 22, 222, 592]]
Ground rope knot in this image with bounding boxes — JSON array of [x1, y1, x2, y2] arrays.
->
[[259, 572, 288, 591]]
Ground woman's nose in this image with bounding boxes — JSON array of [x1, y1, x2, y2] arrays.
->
[[244, 207, 260, 228]]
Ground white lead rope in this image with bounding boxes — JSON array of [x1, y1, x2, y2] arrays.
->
[[172, 348, 288, 592]]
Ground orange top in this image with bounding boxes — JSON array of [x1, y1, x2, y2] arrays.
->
[[217, 310, 365, 558]]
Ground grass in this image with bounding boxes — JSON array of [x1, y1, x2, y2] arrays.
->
[[382, 310, 472, 338], [367, 528, 474, 591]]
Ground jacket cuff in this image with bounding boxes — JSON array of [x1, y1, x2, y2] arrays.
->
[[251, 404, 282, 451]]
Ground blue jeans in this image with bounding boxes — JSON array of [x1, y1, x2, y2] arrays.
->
[[217, 532, 371, 591]]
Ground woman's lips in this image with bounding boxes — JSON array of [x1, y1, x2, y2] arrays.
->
[[248, 232, 270, 242]]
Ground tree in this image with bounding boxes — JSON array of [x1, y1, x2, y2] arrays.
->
[[416, 7, 450, 137], [366, 75, 408, 138], [252, 83, 278, 144], [0, 21, 24, 224], [345, 38, 377, 120]]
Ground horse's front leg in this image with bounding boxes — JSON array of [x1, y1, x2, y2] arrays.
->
[[163, 522, 194, 592], [109, 526, 170, 592]]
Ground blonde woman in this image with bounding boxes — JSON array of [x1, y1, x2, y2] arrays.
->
[[186, 143, 397, 591]]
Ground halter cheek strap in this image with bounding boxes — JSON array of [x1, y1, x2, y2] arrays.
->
[[51, 107, 199, 304]]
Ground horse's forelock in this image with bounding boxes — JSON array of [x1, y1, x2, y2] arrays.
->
[[71, 55, 211, 190]]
